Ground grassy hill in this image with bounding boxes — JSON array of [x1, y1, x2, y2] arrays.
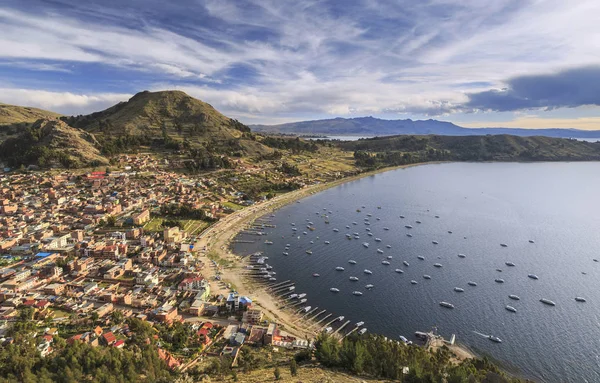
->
[[340, 134, 600, 167], [0, 103, 61, 125], [62, 90, 272, 156], [0, 118, 108, 168]]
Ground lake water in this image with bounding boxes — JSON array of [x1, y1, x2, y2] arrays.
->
[[233, 162, 600, 383]]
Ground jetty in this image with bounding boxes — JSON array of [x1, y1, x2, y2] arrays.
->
[[333, 320, 351, 335], [310, 313, 333, 329]]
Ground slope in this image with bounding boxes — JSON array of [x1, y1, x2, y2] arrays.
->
[[0, 103, 62, 125]]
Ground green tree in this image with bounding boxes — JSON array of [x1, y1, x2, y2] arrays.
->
[[290, 359, 298, 376]]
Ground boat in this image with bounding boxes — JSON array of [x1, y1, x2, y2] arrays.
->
[[346, 225, 350, 229], [395, 269, 404, 273], [356, 321, 364, 327], [368, 233, 373, 236], [495, 278, 505, 283], [529, 240, 535, 243], [509, 295, 520, 300], [386, 245, 392, 248], [458, 253, 466, 258], [292, 228, 297, 231], [403, 261, 410, 266], [283, 252, 289, 256], [439, 302, 454, 309], [335, 266, 345, 271], [363, 242, 370, 248], [416, 220, 422, 224], [540, 298, 556, 306], [505, 305, 517, 313], [298, 293, 306, 299], [383, 227, 390, 231], [324, 327, 333, 333], [406, 233, 413, 237], [468, 281, 477, 286], [405, 225, 413, 229], [337, 316, 345, 321], [505, 262, 515, 267], [286, 244, 291, 247], [496, 269, 503, 272], [291, 223, 296, 226], [354, 235, 360, 239], [348, 260, 357, 264], [363, 269, 373, 274], [432, 241, 439, 245], [488, 336, 502, 343], [400, 215, 405, 218], [330, 288, 340, 293], [306, 250, 313, 255], [417, 255, 425, 260], [448, 230, 453, 234], [289, 294, 298, 299], [387, 255, 393, 259], [434, 263, 443, 268], [594, 259, 598, 262], [377, 249, 384, 254], [423, 275, 431, 279], [269, 277, 277, 281], [358, 328, 367, 335], [365, 284, 374, 289], [399, 335, 408, 343], [353, 291, 363, 296], [324, 241, 330, 244], [410, 280, 418, 285], [310, 241, 314, 244], [302, 306, 312, 313], [435, 215, 440, 218], [333, 228, 339, 232], [349, 276, 359, 281], [303, 231, 307, 235], [352, 222, 357, 225], [575, 297, 587, 302], [313, 273, 320, 277], [454, 287, 465, 292], [528, 274, 539, 280], [381, 261, 390, 265], [500, 243, 508, 247], [265, 240, 273, 245], [375, 238, 382, 242]]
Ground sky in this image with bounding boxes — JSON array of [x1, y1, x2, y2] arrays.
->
[[1, 0, 600, 128]]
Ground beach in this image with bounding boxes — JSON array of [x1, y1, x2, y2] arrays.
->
[[196, 161, 475, 359]]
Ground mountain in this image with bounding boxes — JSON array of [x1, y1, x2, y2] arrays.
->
[[0, 103, 61, 125], [251, 116, 600, 139], [0, 118, 108, 168]]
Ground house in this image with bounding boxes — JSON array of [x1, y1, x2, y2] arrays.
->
[[242, 308, 263, 324], [101, 331, 117, 346], [157, 348, 181, 369], [133, 209, 150, 225], [113, 339, 125, 348]]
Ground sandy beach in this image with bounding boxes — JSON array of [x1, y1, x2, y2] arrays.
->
[[196, 161, 475, 359]]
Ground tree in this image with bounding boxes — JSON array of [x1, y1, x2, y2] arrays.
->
[[274, 366, 281, 380], [290, 359, 298, 377], [111, 310, 124, 324], [90, 311, 99, 324]]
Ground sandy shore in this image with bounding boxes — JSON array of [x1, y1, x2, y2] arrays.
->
[[196, 161, 475, 360]]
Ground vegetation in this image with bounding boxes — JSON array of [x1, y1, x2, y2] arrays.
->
[[159, 203, 217, 222], [0, 103, 61, 125], [261, 136, 319, 153], [314, 333, 522, 382]]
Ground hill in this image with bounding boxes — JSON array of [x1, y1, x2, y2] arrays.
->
[[0, 118, 108, 168], [0, 103, 61, 125], [62, 90, 271, 156], [340, 134, 600, 167], [251, 116, 600, 139]]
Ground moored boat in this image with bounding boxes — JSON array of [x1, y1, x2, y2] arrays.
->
[[509, 295, 520, 300], [439, 301, 454, 309], [540, 298, 556, 306], [505, 305, 517, 313], [335, 266, 345, 271]]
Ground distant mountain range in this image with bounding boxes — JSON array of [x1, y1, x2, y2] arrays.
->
[[251, 117, 600, 139]]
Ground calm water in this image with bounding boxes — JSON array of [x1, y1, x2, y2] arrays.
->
[[233, 162, 600, 383]]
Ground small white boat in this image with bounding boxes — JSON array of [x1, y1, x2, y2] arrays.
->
[[575, 297, 587, 302], [348, 260, 357, 264], [395, 269, 404, 273], [417, 255, 425, 260], [363, 269, 373, 274], [405, 225, 413, 229], [386, 245, 391, 248], [509, 295, 520, 300], [416, 220, 422, 224], [423, 275, 431, 279], [468, 281, 477, 286], [505, 305, 517, 313], [500, 243, 508, 247], [410, 280, 418, 285], [335, 266, 345, 271], [495, 278, 505, 283], [403, 261, 410, 266], [365, 284, 374, 289], [333, 228, 339, 232], [375, 238, 382, 242], [324, 241, 330, 244], [454, 287, 465, 292], [358, 328, 367, 335], [353, 291, 363, 296], [330, 288, 340, 293], [356, 321, 364, 327], [432, 241, 439, 245], [283, 252, 289, 256], [528, 274, 539, 280], [302, 306, 311, 312], [367, 233, 373, 236], [381, 261, 390, 265], [387, 255, 392, 259], [434, 263, 443, 268], [298, 293, 306, 299], [349, 276, 359, 281], [265, 240, 273, 245], [313, 273, 320, 277], [337, 316, 345, 321], [363, 242, 370, 248], [383, 227, 389, 231], [458, 253, 466, 258], [377, 249, 384, 254], [324, 326, 332, 333], [540, 298, 556, 306], [406, 233, 413, 237], [505, 262, 515, 267], [488, 336, 502, 343], [439, 301, 454, 309], [306, 250, 313, 255]]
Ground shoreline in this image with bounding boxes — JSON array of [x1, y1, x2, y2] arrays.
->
[[197, 161, 476, 360]]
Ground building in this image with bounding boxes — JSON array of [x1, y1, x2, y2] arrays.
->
[[95, 303, 114, 318], [243, 308, 263, 324], [133, 209, 150, 225], [163, 226, 183, 244], [44, 283, 65, 295]]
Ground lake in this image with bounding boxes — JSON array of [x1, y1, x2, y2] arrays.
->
[[233, 162, 600, 383]]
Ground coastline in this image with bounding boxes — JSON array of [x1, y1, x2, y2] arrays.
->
[[197, 160, 476, 360]]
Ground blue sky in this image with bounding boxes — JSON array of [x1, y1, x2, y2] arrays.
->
[[1, 0, 600, 128]]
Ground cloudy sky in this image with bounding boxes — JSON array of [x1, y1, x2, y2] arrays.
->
[[1, 0, 600, 128]]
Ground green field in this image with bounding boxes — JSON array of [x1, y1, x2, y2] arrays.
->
[[144, 217, 210, 235]]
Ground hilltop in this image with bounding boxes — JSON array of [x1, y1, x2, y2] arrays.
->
[[62, 90, 271, 156], [0, 118, 108, 168], [252, 116, 600, 139], [0, 103, 61, 125]]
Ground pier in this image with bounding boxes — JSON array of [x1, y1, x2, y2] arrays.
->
[[300, 306, 319, 319], [305, 309, 326, 322], [310, 313, 333, 329], [333, 320, 351, 335], [321, 316, 341, 331], [343, 325, 360, 339]]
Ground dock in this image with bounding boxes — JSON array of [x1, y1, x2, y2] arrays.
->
[[300, 306, 319, 319], [310, 313, 332, 329], [343, 325, 360, 339], [333, 320, 351, 335], [321, 316, 341, 331], [305, 309, 326, 322]]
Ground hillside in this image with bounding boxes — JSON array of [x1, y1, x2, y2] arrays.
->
[[340, 134, 600, 167], [0, 103, 61, 125], [62, 90, 271, 156], [252, 116, 600, 139], [0, 118, 108, 168]]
